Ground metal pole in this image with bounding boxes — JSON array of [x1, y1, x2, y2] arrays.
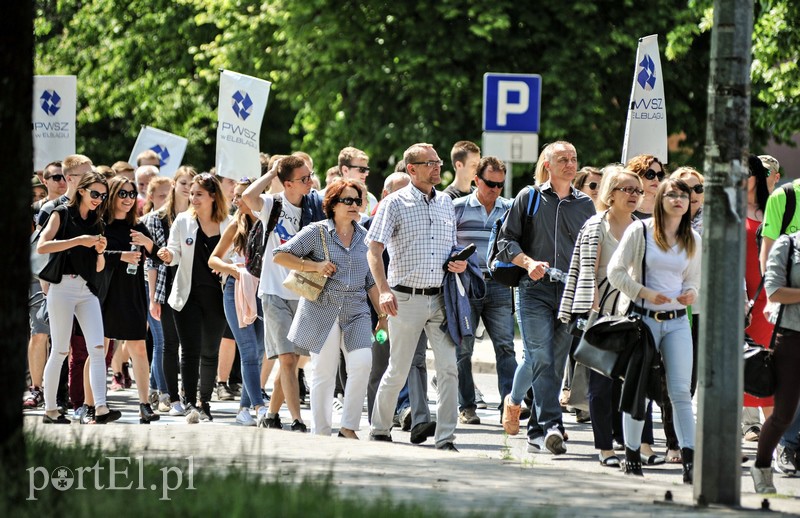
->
[[696, 0, 753, 506]]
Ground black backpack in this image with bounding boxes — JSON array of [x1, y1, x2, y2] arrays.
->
[[755, 182, 796, 251], [486, 186, 541, 287], [244, 196, 283, 277]]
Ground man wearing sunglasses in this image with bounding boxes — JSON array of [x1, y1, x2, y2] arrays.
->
[[497, 141, 595, 455], [452, 156, 516, 426], [338, 146, 378, 214], [367, 143, 467, 451], [37, 161, 67, 206], [243, 155, 325, 432], [37, 154, 94, 230]]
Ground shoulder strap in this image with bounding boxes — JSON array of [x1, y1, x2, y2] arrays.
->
[[526, 186, 541, 216], [318, 224, 330, 261], [265, 195, 282, 233], [780, 182, 796, 235], [772, 235, 795, 344]]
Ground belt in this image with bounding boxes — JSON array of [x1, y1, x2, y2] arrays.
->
[[483, 272, 493, 280], [632, 305, 687, 322], [392, 285, 442, 296]]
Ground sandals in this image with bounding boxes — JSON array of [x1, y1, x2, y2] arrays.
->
[[666, 449, 682, 464], [599, 454, 621, 467], [640, 452, 666, 465]]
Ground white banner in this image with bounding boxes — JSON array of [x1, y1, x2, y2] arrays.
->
[[32, 75, 77, 171], [621, 35, 668, 164], [128, 126, 188, 177], [215, 70, 271, 181]]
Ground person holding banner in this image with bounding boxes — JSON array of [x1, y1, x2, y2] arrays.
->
[[157, 173, 232, 423], [37, 172, 119, 424]]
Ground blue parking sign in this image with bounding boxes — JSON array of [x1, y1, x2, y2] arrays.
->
[[483, 73, 541, 133]]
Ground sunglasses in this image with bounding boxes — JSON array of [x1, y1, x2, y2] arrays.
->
[[344, 164, 370, 174], [87, 189, 108, 201], [643, 169, 666, 181], [690, 184, 704, 194], [117, 189, 138, 199], [587, 182, 599, 190], [613, 186, 645, 196], [337, 197, 363, 206], [288, 175, 312, 184], [47, 174, 66, 182], [479, 177, 504, 189]]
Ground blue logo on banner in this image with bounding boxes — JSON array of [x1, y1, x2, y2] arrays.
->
[[40, 90, 62, 116], [231, 90, 253, 121], [637, 55, 656, 91], [149, 144, 170, 167]]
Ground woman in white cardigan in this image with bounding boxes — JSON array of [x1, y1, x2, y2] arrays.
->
[[157, 173, 232, 423], [607, 178, 701, 483]]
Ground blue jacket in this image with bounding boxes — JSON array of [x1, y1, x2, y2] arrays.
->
[[443, 248, 486, 345], [300, 190, 325, 229]]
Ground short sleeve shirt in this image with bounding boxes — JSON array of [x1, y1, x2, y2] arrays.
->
[[762, 180, 800, 240], [256, 193, 303, 299]]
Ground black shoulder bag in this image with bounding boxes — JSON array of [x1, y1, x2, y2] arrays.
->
[[38, 205, 70, 284]]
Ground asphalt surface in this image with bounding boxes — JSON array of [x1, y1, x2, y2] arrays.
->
[[22, 333, 800, 516]]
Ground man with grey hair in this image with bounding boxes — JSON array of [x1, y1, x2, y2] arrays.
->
[[367, 143, 466, 451]]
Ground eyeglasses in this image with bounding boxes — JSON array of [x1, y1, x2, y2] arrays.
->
[[690, 184, 704, 194], [288, 175, 312, 184], [46, 174, 66, 182], [117, 189, 137, 199], [643, 169, 666, 181], [410, 160, 444, 168], [588, 182, 599, 190], [664, 192, 690, 201], [479, 177, 504, 189], [344, 164, 370, 174], [87, 189, 108, 201], [337, 197, 363, 206], [613, 186, 645, 196]]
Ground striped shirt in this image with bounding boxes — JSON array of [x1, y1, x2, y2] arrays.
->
[[453, 193, 511, 272], [274, 219, 376, 353], [142, 211, 169, 304], [366, 183, 457, 288]]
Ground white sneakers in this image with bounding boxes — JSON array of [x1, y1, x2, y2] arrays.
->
[[545, 426, 567, 455], [236, 408, 256, 426], [169, 401, 186, 416]]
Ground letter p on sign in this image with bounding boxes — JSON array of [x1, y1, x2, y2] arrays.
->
[[483, 73, 541, 133]]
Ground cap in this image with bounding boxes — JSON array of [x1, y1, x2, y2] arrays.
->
[[758, 155, 780, 176], [32, 175, 47, 193]]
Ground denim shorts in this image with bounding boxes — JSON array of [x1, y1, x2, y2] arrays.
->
[[29, 280, 50, 336]]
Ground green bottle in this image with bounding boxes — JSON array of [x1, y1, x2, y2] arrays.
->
[[375, 329, 388, 344]]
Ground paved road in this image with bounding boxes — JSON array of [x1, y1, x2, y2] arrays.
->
[[22, 334, 800, 516]]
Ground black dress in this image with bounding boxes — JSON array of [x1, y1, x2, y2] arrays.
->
[[102, 219, 156, 340]]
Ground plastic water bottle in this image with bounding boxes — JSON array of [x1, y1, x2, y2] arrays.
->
[[374, 329, 388, 344], [126, 245, 139, 275]]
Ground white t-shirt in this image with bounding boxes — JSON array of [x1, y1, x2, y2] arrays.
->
[[643, 227, 689, 311], [256, 193, 303, 299]]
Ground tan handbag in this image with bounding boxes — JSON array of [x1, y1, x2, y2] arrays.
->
[[282, 225, 329, 301]]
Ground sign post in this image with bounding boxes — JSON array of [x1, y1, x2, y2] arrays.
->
[[482, 73, 541, 196]]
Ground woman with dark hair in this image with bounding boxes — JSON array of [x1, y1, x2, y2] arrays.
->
[[743, 156, 776, 441], [573, 166, 603, 205], [143, 166, 196, 415], [208, 178, 267, 426], [157, 173, 232, 422], [37, 172, 120, 424], [102, 176, 160, 423], [626, 154, 666, 219], [273, 179, 385, 438], [608, 178, 701, 483]]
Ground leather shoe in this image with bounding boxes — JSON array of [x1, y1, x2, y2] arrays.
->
[[410, 421, 436, 444], [369, 433, 392, 442]]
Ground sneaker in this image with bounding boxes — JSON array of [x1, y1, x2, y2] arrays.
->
[[527, 436, 546, 454], [520, 406, 532, 421], [230, 383, 242, 397], [290, 419, 308, 433], [110, 373, 125, 391], [545, 426, 567, 455], [216, 382, 235, 402], [158, 394, 171, 413], [81, 405, 96, 424], [398, 406, 413, 432], [502, 395, 521, 435], [261, 389, 271, 403], [410, 421, 437, 444], [459, 408, 481, 425], [56, 399, 69, 416], [474, 387, 488, 409], [185, 404, 200, 424], [332, 394, 344, 413], [775, 444, 798, 476], [259, 413, 283, 429], [575, 409, 591, 423], [169, 401, 186, 416], [744, 425, 761, 442], [199, 401, 213, 421], [23, 386, 44, 409], [148, 391, 159, 407], [236, 408, 256, 426], [72, 405, 88, 422]]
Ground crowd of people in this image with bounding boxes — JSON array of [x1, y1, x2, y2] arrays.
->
[[24, 142, 800, 494]]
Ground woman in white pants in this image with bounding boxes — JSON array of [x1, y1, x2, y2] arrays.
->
[[273, 180, 386, 438], [38, 172, 121, 424]]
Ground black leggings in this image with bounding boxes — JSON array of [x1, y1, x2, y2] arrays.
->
[[756, 328, 800, 467], [160, 301, 182, 403], [172, 285, 226, 406]]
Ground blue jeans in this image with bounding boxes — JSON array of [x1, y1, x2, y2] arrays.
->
[[145, 279, 168, 393], [781, 405, 800, 450], [457, 279, 516, 411], [510, 279, 572, 439], [222, 276, 264, 409], [623, 314, 695, 450]]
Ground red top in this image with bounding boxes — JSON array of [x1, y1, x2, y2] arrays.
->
[[744, 216, 774, 407]]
